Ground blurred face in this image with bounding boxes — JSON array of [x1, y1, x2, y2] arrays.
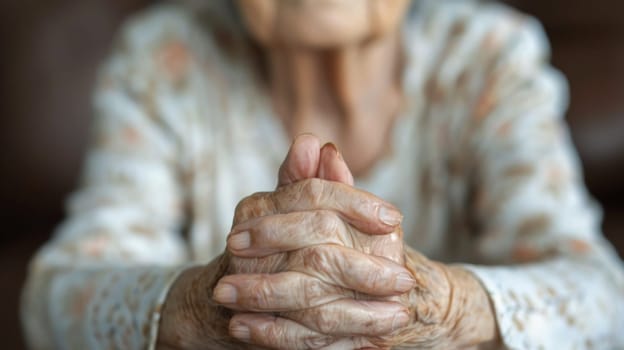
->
[[236, 0, 411, 48]]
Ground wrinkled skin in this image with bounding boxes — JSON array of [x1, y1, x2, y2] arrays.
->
[[223, 136, 411, 349], [157, 135, 497, 350], [157, 135, 414, 349]]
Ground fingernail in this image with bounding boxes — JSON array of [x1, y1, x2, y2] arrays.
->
[[325, 142, 339, 154], [213, 283, 237, 304], [228, 231, 251, 250], [230, 323, 250, 342], [394, 272, 416, 292], [324, 142, 338, 151], [379, 206, 402, 226], [322, 142, 343, 161], [392, 311, 410, 331]]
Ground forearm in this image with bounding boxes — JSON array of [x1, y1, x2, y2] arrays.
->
[[462, 251, 624, 349], [22, 262, 186, 350]]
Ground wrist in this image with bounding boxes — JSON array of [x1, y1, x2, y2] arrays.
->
[[394, 248, 500, 349], [445, 265, 500, 348], [156, 256, 235, 350]]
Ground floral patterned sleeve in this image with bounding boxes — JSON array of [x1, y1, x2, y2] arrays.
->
[[20, 9, 193, 349], [454, 6, 624, 349]]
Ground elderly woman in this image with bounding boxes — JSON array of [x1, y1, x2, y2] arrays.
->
[[21, 0, 624, 349]]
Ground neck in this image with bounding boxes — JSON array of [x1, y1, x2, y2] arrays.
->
[[266, 30, 404, 141]]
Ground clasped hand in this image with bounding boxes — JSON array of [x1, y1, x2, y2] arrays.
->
[[158, 135, 497, 350], [217, 137, 413, 349]]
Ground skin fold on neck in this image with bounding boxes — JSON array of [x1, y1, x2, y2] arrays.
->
[[265, 29, 405, 177]]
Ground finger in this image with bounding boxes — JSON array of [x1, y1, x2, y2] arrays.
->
[[229, 210, 404, 263], [233, 178, 403, 233], [278, 134, 322, 188], [213, 271, 346, 311], [283, 299, 410, 336], [274, 179, 402, 234], [317, 143, 354, 186], [226, 236, 411, 293], [228, 210, 352, 257], [213, 258, 413, 311], [287, 245, 415, 295], [230, 313, 335, 350]]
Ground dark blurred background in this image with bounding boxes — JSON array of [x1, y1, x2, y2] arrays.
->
[[1, 0, 623, 348]]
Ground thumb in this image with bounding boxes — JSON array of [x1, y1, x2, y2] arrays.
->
[[277, 134, 321, 188], [317, 143, 355, 186]]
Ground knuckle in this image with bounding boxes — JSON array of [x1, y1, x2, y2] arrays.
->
[[233, 193, 258, 223], [262, 318, 288, 347], [253, 215, 273, 241], [313, 307, 343, 334], [234, 192, 272, 224], [301, 246, 333, 274], [313, 211, 340, 238], [271, 317, 327, 350], [363, 263, 386, 290], [300, 277, 336, 308], [253, 214, 289, 248], [247, 279, 274, 310], [301, 178, 325, 206]]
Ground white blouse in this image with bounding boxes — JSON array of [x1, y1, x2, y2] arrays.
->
[[21, 1, 624, 349]]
